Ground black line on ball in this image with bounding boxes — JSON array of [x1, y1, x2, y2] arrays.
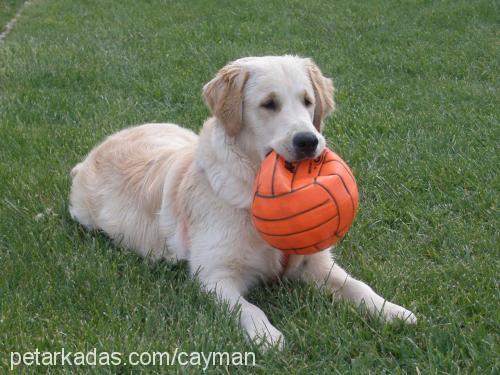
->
[[255, 183, 312, 198], [320, 173, 356, 214], [252, 199, 330, 222], [271, 152, 279, 196], [278, 231, 341, 251], [259, 214, 339, 237]]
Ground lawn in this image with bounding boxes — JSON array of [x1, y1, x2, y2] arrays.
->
[[0, 0, 498, 373], [0, 0, 25, 32]]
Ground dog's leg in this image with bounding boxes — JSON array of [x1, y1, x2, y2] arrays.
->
[[295, 251, 417, 323], [199, 277, 284, 351]]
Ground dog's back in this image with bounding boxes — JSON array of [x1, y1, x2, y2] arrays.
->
[[69, 123, 197, 260]]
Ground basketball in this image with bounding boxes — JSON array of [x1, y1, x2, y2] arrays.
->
[[251, 148, 359, 255]]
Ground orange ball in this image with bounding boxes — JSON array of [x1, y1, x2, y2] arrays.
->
[[251, 148, 359, 255]]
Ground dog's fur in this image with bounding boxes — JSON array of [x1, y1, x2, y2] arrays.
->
[[69, 56, 416, 350]]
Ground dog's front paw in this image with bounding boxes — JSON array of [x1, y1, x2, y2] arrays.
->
[[245, 322, 285, 352], [381, 301, 417, 324]]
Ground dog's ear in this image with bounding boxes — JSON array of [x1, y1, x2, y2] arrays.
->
[[202, 63, 250, 137], [306, 59, 335, 132]]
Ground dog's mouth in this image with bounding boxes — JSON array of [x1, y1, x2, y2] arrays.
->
[[262, 146, 324, 163], [264, 147, 273, 158]]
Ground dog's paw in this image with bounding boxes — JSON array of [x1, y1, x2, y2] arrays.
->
[[381, 302, 417, 324], [246, 323, 285, 352]]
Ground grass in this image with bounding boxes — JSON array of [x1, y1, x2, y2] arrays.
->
[[0, 0, 498, 373], [0, 0, 25, 33]]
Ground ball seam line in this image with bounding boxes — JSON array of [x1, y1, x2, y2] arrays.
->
[[254, 183, 311, 198], [252, 198, 330, 222], [271, 152, 279, 196], [320, 173, 356, 213], [314, 179, 342, 236], [258, 213, 339, 237], [276, 231, 341, 252]]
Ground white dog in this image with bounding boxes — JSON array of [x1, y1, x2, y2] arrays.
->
[[69, 56, 416, 350]]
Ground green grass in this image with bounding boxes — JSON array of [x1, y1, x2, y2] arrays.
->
[[0, 0, 25, 32], [0, 0, 498, 373]]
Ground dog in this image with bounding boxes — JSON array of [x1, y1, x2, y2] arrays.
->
[[69, 55, 416, 350]]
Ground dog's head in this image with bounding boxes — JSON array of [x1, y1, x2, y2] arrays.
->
[[203, 56, 335, 162]]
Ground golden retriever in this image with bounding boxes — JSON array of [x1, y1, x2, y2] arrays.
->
[[69, 56, 416, 350]]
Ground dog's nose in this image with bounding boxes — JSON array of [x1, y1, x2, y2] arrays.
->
[[293, 132, 319, 157]]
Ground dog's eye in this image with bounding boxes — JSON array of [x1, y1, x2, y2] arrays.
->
[[304, 97, 313, 107], [261, 99, 277, 111]]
